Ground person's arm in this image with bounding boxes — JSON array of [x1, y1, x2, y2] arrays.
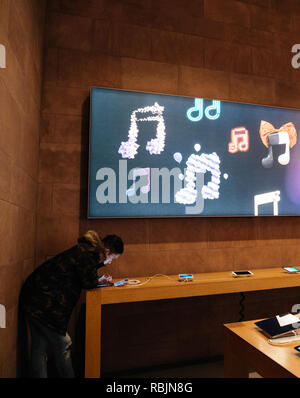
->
[[75, 251, 102, 289]]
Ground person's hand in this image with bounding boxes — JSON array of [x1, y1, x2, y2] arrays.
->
[[98, 274, 113, 286]]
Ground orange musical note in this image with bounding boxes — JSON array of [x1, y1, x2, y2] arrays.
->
[[228, 127, 249, 154]]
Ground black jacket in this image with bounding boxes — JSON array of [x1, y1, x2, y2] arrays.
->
[[20, 235, 105, 335]]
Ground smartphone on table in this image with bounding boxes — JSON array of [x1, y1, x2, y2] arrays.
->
[[232, 270, 253, 277], [283, 267, 300, 273]]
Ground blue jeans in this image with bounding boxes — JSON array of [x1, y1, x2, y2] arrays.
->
[[27, 316, 75, 378]]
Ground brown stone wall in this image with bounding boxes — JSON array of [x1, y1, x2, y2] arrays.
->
[[40, 0, 300, 277], [39, 0, 300, 373], [0, 0, 46, 377]]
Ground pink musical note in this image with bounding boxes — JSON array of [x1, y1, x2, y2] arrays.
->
[[228, 127, 249, 153]]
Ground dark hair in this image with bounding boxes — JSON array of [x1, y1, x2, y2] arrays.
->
[[102, 235, 124, 255]]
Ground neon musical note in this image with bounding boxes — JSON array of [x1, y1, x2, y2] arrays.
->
[[186, 99, 221, 122], [186, 98, 204, 122], [254, 190, 280, 216], [127, 168, 151, 197], [262, 131, 290, 168], [228, 127, 249, 153], [118, 103, 166, 159], [204, 100, 221, 120]]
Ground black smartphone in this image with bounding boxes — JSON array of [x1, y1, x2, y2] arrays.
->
[[232, 270, 253, 277]]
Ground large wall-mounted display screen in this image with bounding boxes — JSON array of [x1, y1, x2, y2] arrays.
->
[[88, 87, 300, 218]]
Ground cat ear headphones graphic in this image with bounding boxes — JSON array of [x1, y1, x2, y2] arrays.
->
[[259, 121, 297, 168]]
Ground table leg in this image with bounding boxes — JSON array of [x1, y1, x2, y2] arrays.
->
[[224, 326, 249, 378], [85, 289, 102, 378]]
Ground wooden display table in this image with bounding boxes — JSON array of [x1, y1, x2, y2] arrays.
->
[[84, 267, 300, 378], [224, 318, 300, 378]]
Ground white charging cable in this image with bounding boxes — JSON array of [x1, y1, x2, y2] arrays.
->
[[127, 280, 140, 285], [123, 274, 179, 287]]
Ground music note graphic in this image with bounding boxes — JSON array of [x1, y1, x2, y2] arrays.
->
[[261, 131, 290, 168], [186, 98, 204, 122], [118, 103, 166, 159], [254, 191, 280, 216], [204, 100, 221, 120], [186, 99, 221, 122], [228, 127, 249, 153], [127, 168, 150, 197], [175, 152, 221, 204]]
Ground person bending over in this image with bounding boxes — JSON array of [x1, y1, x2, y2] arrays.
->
[[19, 230, 124, 378]]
